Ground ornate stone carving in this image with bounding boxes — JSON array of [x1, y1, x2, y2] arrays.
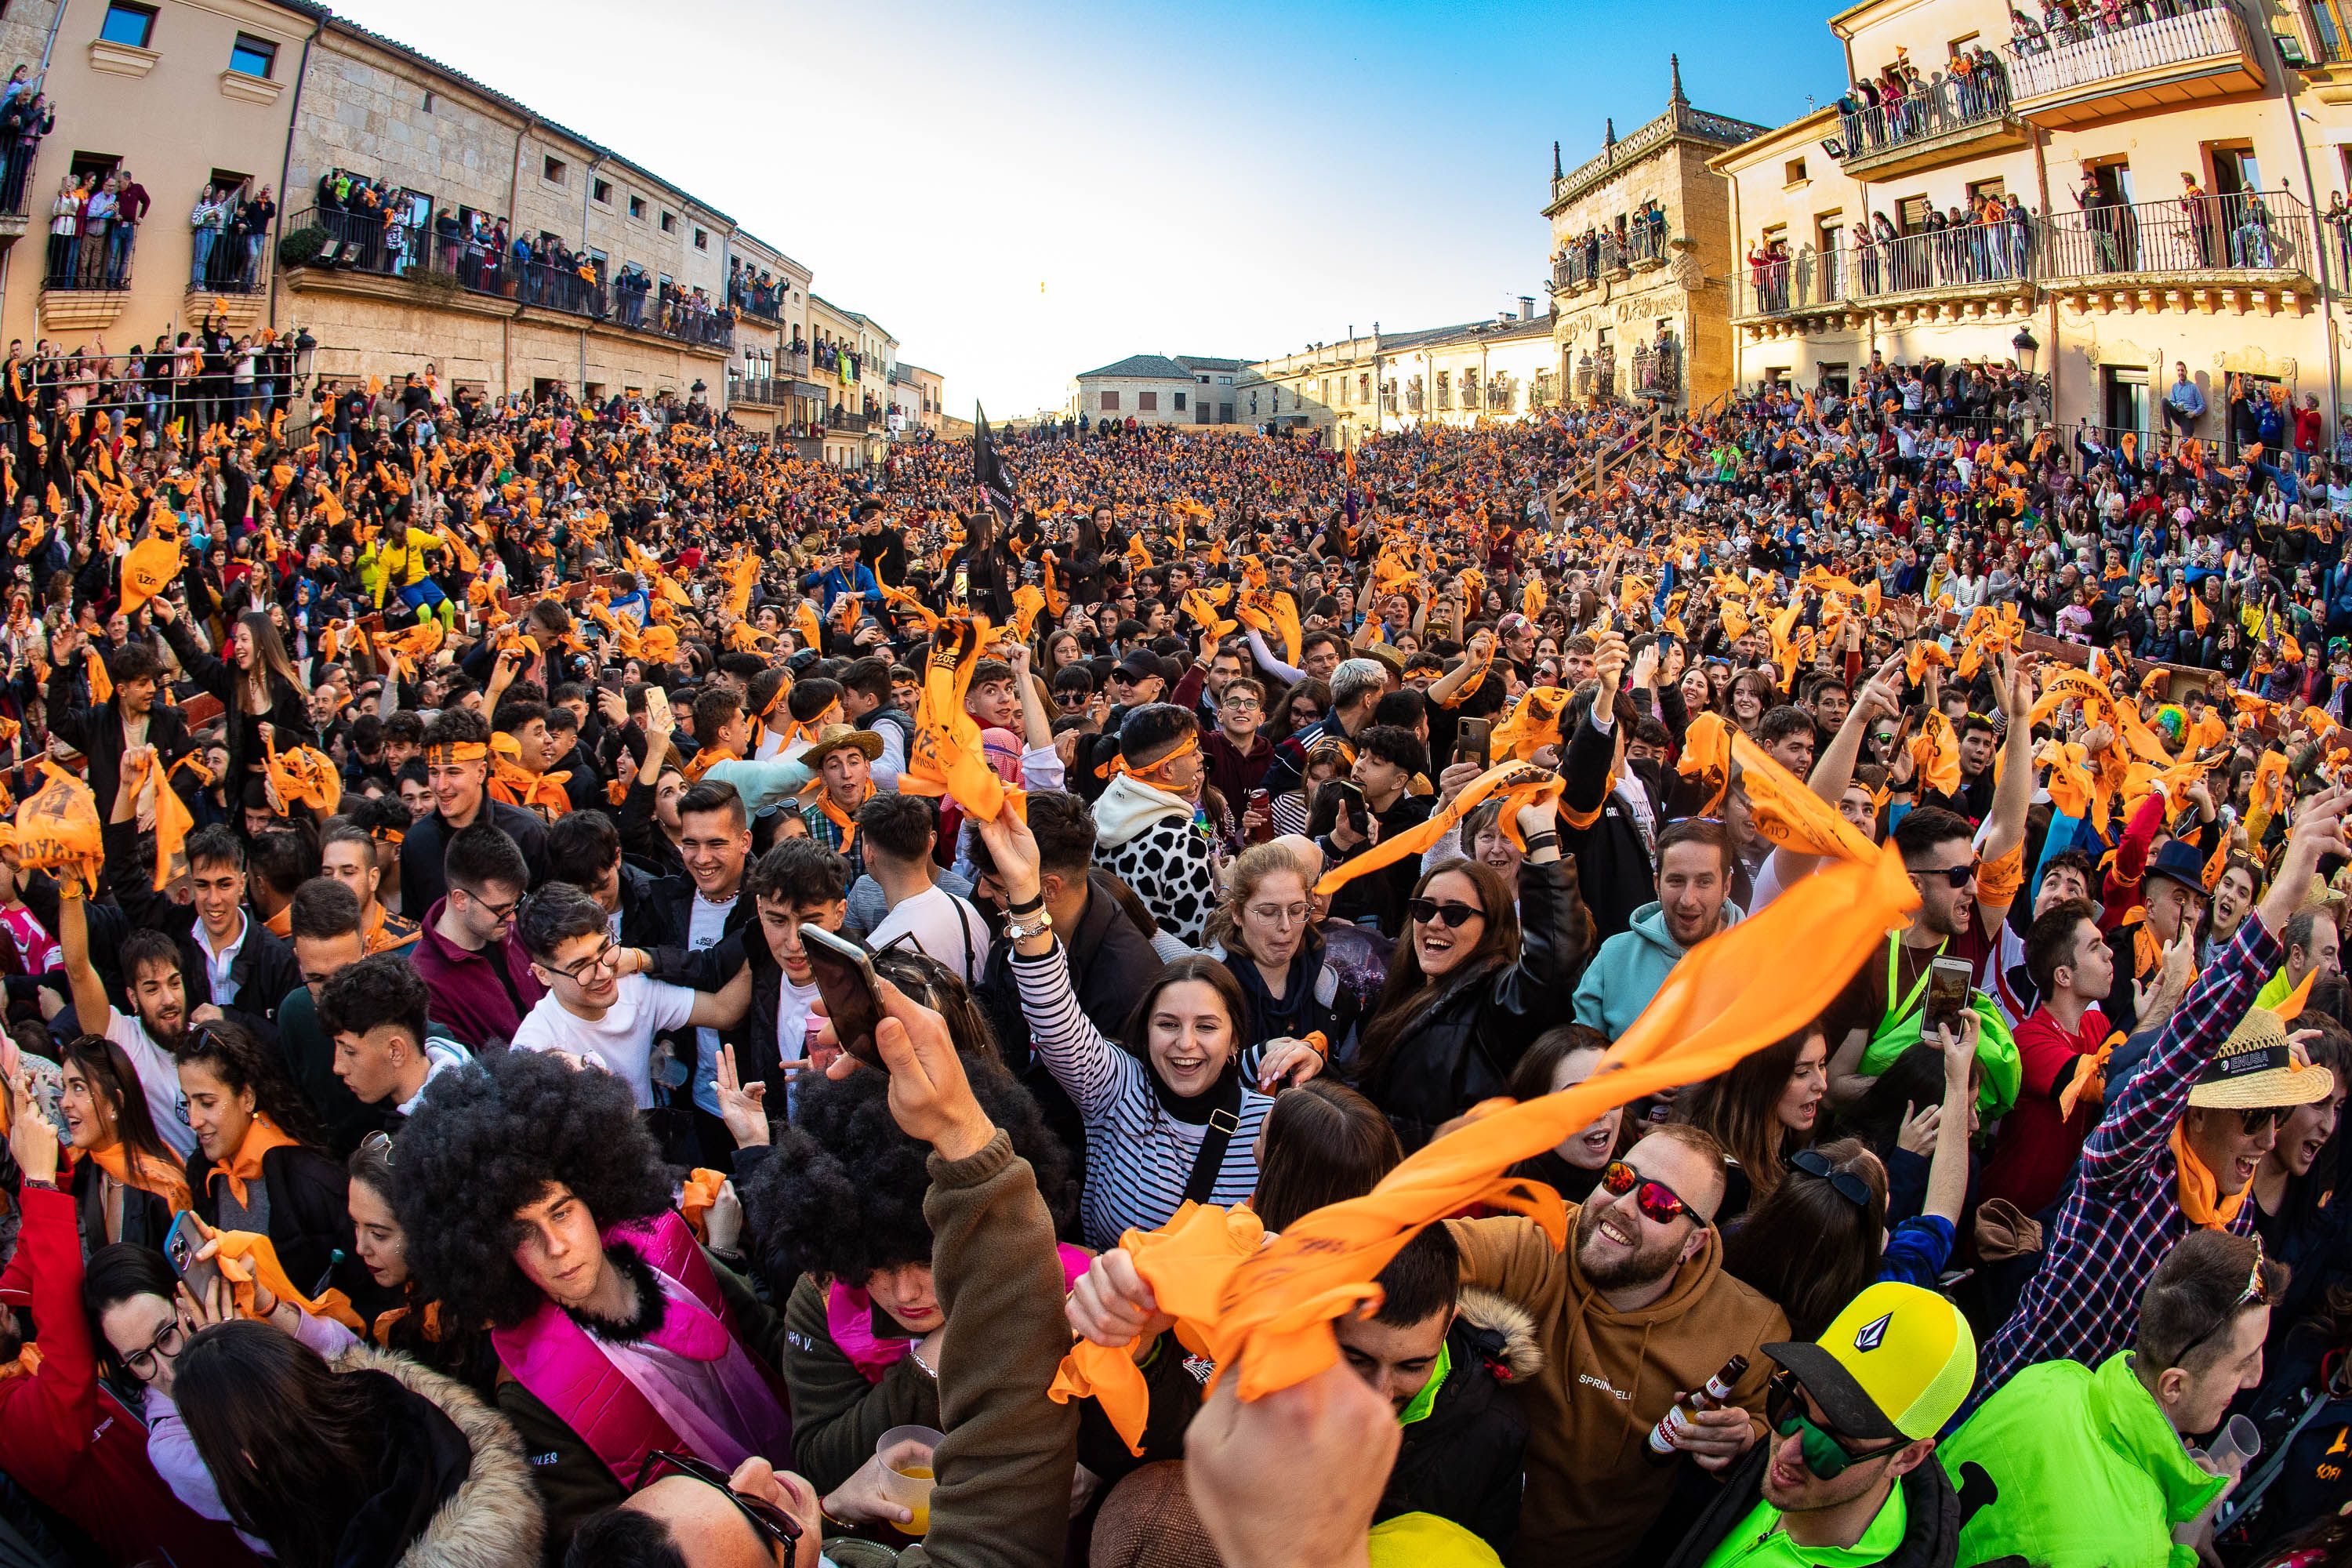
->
[[2212, 347, 2298, 379]]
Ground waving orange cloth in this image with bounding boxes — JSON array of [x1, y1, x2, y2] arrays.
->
[[1678, 711, 1734, 817], [904, 619, 1021, 824], [1011, 584, 1048, 641], [129, 750, 195, 890], [1913, 711, 1962, 797], [263, 735, 343, 818], [209, 1226, 365, 1333], [1730, 731, 1877, 862], [1490, 688, 1572, 763], [1315, 760, 1564, 898], [83, 1141, 192, 1216], [680, 1167, 728, 1245], [1063, 843, 1919, 1430]]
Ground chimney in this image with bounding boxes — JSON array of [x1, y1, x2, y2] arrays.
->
[[1519, 296, 1536, 320], [1347, 325, 1354, 339]]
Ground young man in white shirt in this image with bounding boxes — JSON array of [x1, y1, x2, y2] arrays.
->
[[509, 882, 749, 1108], [56, 890, 197, 1158], [858, 793, 989, 985]]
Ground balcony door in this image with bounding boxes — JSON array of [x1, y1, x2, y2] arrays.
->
[[2210, 146, 2261, 242], [2102, 366, 2150, 442]]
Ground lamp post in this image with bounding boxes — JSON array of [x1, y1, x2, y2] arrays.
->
[[292, 326, 317, 390], [2010, 325, 2038, 374]]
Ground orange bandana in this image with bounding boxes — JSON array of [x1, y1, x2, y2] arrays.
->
[[207, 1115, 299, 1212], [85, 1140, 193, 1215], [425, 741, 489, 768]]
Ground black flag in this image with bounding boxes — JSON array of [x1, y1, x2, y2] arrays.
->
[[972, 403, 1015, 525]]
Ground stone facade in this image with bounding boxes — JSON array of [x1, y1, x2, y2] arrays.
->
[[1545, 60, 1767, 412]]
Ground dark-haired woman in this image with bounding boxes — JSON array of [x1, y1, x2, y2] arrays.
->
[[177, 1022, 353, 1295], [60, 1033, 191, 1255], [175, 1319, 543, 1568], [150, 593, 316, 783], [977, 809, 1322, 1249], [735, 971, 1083, 1494], [1349, 799, 1591, 1150], [394, 1048, 791, 1556], [1504, 1024, 1622, 1204], [1677, 1022, 1831, 1217], [345, 1132, 499, 1395]]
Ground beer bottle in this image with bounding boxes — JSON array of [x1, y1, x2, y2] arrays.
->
[[1645, 1353, 1751, 1460]]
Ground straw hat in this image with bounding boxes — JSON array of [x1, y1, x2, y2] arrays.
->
[[800, 724, 882, 768], [2187, 1007, 2337, 1111]]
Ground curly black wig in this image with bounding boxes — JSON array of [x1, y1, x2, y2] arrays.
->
[[742, 1053, 1077, 1292], [390, 1048, 673, 1330]]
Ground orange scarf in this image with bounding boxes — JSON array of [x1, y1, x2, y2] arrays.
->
[[818, 786, 869, 853], [2170, 1120, 2248, 1229], [85, 1140, 193, 1215], [1100, 731, 1200, 786], [683, 745, 738, 785], [208, 1115, 299, 1211]]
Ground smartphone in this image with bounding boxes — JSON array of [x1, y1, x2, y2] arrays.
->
[[1454, 719, 1491, 768], [1332, 779, 1370, 835], [800, 924, 886, 1069], [165, 1211, 223, 1302], [1923, 956, 1974, 1041]]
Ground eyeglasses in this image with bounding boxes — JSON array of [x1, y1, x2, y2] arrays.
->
[[1407, 898, 1486, 929], [636, 1451, 802, 1559], [550, 936, 621, 983], [1247, 902, 1308, 927], [122, 1316, 187, 1379], [1599, 1160, 1701, 1226], [1222, 695, 1263, 711], [1910, 858, 1980, 889], [359, 1129, 396, 1165], [1766, 1371, 1902, 1480], [460, 887, 523, 922], [1789, 1148, 1874, 1208]]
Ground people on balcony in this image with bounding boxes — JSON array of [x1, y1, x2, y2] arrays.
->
[[47, 175, 78, 288], [0, 88, 51, 216]]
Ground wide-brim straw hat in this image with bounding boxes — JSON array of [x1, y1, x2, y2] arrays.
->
[[2187, 1006, 2337, 1111], [800, 724, 883, 768]]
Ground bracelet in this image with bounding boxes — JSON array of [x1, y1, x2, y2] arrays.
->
[[907, 1341, 938, 1378], [1521, 832, 1561, 851], [1006, 891, 1046, 916]]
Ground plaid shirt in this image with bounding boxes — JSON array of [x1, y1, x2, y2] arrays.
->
[[800, 800, 865, 879], [1977, 915, 2275, 1398]]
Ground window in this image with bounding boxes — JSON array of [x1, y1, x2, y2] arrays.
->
[[228, 33, 275, 77], [1219, 402, 1233, 423], [542, 154, 567, 186], [422, 90, 437, 114], [1967, 176, 2006, 206], [694, 227, 708, 251], [1174, 392, 1186, 411], [1784, 157, 1808, 186], [100, 2, 154, 48], [1138, 391, 1159, 411], [1198, 374, 1209, 383], [592, 177, 612, 205], [659, 211, 676, 234], [1218, 375, 1232, 385], [1101, 390, 1120, 412], [1896, 194, 1932, 233]]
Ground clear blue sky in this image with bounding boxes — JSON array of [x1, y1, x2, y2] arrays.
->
[[325, 0, 1842, 416]]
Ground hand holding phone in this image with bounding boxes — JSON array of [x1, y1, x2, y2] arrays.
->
[[165, 1211, 225, 1303], [801, 924, 886, 1068], [1923, 956, 1973, 1042]]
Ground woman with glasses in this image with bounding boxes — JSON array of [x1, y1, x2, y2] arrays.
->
[[170, 1316, 543, 1568], [178, 1021, 354, 1305], [1349, 795, 1589, 1151], [394, 1048, 793, 1558], [1266, 677, 1331, 746], [1205, 841, 1362, 1058]]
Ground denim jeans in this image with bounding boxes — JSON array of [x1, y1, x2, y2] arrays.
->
[[107, 222, 133, 287], [190, 227, 215, 285]]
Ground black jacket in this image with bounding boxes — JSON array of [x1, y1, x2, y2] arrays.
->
[[1659, 1432, 1963, 1568], [70, 1151, 174, 1259], [975, 869, 1166, 1157], [398, 799, 551, 920], [158, 614, 317, 786], [1381, 1289, 1540, 1554], [1355, 853, 1592, 1150], [1559, 713, 1665, 943], [99, 818, 303, 1044], [43, 666, 194, 840], [186, 1140, 354, 1297]]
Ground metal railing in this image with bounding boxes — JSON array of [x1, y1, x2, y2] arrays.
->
[[729, 376, 793, 407], [287, 206, 406, 278], [2040, 190, 2311, 278], [43, 225, 135, 292], [2002, 0, 2249, 97], [1740, 220, 2038, 315], [1831, 67, 2011, 162], [0, 139, 40, 223], [645, 296, 733, 350], [826, 408, 872, 432], [729, 283, 787, 323]]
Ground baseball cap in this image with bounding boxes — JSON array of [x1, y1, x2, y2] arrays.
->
[[1764, 1281, 1976, 1441]]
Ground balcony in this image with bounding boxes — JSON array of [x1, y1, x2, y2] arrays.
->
[[2002, 2, 2261, 127], [1830, 70, 2027, 180], [2040, 190, 2318, 306], [826, 408, 873, 433], [729, 377, 789, 408], [1735, 222, 2038, 328]]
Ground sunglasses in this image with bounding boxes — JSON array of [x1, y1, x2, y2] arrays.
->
[[636, 1451, 802, 1555], [1767, 1371, 1901, 1480], [1599, 1160, 1701, 1226], [1910, 858, 1980, 889], [2241, 1105, 2290, 1135], [1407, 898, 1486, 928], [1789, 1148, 1874, 1208]]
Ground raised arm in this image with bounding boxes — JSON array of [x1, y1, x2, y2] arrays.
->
[[54, 879, 112, 1036]]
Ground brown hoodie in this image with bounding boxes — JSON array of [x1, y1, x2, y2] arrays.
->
[[1447, 1210, 1788, 1568]]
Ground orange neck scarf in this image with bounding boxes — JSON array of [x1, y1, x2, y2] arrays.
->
[[2171, 1120, 2248, 1229], [208, 1115, 299, 1210], [84, 1140, 193, 1214], [819, 786, 870, 851], [684, 745, 738, 784]]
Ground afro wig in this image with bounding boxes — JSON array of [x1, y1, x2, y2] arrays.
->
[[742, 1052, 1076, 1292], [391, 1048, 674, 1329]]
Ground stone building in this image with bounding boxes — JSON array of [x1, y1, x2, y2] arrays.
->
[[1235, 307, 1559, 448], [1545, 59, 1769, 412], [1715, 0, 2347, 439], [1068, 354, 1247, 427], [0, 0, 927, 462]]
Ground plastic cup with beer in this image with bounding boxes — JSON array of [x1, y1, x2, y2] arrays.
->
[[877, 1425, 943, 1536]]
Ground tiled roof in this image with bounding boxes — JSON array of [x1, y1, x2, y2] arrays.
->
[[1077, 354, 1198, 380]]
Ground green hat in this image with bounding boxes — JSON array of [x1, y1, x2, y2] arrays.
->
[[1765, 1281, 1976, 1441]]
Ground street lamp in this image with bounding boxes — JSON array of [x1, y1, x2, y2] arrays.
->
[[292, 327, 317, 390], [2010, 325, 2038, 374]]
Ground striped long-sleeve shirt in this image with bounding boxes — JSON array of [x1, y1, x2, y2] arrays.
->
[[1976, 913, 2276, 1399], [1011, 944, 1270, 1249]]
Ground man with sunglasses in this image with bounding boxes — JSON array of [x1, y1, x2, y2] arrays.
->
[[1448, 1123, 1788, 1567], [1661, 1283, 1975, 1568]]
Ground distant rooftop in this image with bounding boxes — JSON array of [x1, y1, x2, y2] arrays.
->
[[1076, 354, 1245, 381], [1545, 55, 1771, 215]]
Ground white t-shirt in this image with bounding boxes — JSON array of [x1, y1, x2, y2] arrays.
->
[[867, 884, 991, 986], [777, 975, 822, 1116], [107, 1008, 197, 1158], [511, 973, 698, 1108], [688, 892, 739, 1116]]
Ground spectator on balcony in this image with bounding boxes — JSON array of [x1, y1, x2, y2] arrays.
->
[[0, 90, 49, 215], [2234, 188, 2281, 269], [189, 184, 226, 289], [46, 174, 78, 287], [78, 174, 113, 289], [109, 165, 145, 290], [238, 184, 274, 289]]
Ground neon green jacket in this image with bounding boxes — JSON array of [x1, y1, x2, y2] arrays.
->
[[1941, 1352, 2225, 1568]]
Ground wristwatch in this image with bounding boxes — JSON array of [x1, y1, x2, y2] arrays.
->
[[1004, 908, 1054, 942]]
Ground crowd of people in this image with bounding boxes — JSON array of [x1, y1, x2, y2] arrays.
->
[[0, 347, 2347, 1568]]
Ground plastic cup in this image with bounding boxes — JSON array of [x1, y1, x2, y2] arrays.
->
[[877, 1424, 943, 1536], [2203, 1413, 2262, 1472]]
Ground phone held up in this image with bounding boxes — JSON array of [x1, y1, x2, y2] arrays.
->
[[800, 924, 887, 1069], [1923, 955, 1974, 1041]]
